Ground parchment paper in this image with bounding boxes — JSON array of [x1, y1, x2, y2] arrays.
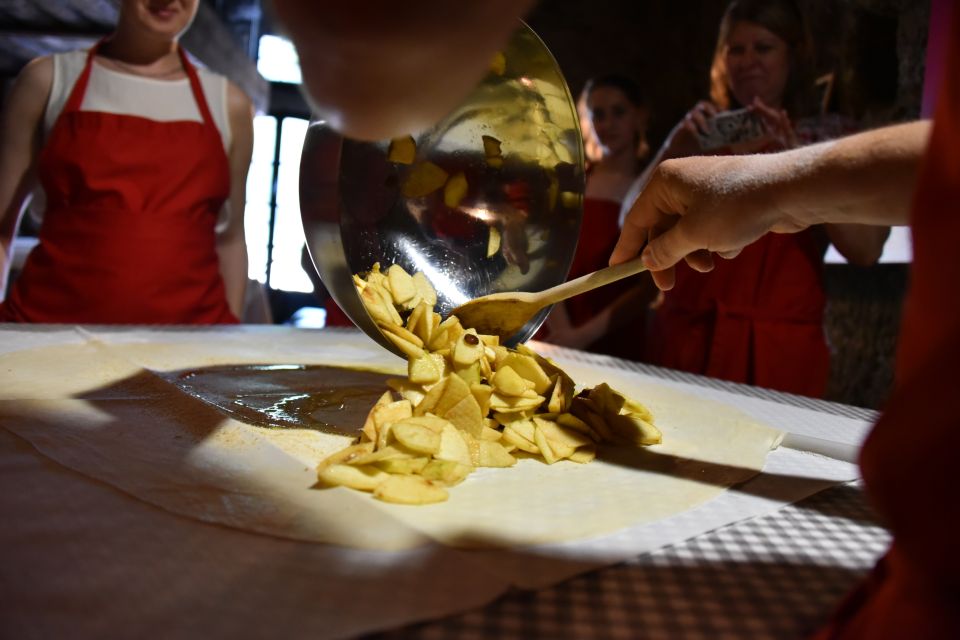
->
[[0, 329, 782, 550]]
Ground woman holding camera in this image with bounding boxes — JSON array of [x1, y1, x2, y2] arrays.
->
[[621, 0, 889, 397], [539, 74, 657, 357]]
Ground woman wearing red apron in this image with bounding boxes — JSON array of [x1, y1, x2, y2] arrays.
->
[[628, 0, 889, 396], [0, 0, 252, 325], [538, 75, 656, 358]]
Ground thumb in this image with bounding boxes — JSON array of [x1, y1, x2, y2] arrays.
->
[[641, 222, 695, 271]]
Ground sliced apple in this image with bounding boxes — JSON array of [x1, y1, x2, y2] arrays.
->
[[376, 457, 429, 475], [387, 135, 417, 164], [568, 446, 597, 464], [470, 383, 493, 416], [486, 227, 501, 257], [477, 440, 516, 467], [436, 423, 473, 466], [373, 475, 448, 504], [500, 353, 551, 394], [501, 427, 539, 454], [402, 161, 449, 198], [379, 321, 424, 348], [360, 391, 393, 442], [482, 135, 502, 158], [412, 272, 438, 308], [607, 412, 663, 446], [383, 331, 425, 360], [491, 365, 529, 397], [452, 329, 485, 367], [488, 51, 506, 76], [534, 416, 594, 449], [316, 442, 375, 473], [408, 353, 441, 385], [387, 264, 417, 304], [533, 426, 558, 464], [318, 463, 389, 492], [421, 459, 473, 486], [391, 421, 441, 455], [444, 171, 468, 208]]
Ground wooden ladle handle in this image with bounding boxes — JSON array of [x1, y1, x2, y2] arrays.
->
[[541, 256, 648, 305]]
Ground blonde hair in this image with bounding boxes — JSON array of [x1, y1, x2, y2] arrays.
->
[[709, 0, 816, 117]]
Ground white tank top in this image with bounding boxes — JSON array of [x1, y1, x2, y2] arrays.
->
[[44, 49, 232, 150], [33, 50, 233, 228]]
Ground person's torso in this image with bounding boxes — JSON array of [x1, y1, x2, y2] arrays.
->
[[661, 229, 827, 320], [819, 6, 960, 638], [649, 229, 830, 395], [1, 45, 236, 325], [29, 50, 232, 226]]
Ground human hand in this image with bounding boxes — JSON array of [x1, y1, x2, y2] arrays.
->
[[609, 154, 809, 290], [660, 101, 719, 158], [682, 101, 720, 138], [744, 97, 798, 151]]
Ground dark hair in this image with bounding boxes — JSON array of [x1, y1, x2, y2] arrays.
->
[[709, 0, 816, 117], [577, 74, 649, 164], [583, 74, 648, 110]]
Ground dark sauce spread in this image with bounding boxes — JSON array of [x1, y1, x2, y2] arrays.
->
[[163, 364, 392, 436]]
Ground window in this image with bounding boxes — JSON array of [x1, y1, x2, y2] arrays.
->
[[247, 35, 312, 293], [256, 34, 302, 84], [824, 226, 913, 263]]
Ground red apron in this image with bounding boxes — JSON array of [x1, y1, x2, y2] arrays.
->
[[647, 229, 830, 397], [0, 43, 237, 324], [564, 196, 626, 327], [534, 195, 646, 358], [813, 8, 960, 638]]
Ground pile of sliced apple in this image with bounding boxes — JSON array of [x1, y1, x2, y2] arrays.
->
[[318, 264, 662, 505]]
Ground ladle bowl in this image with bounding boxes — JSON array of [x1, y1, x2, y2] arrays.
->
[[299, 20, 585, 358]]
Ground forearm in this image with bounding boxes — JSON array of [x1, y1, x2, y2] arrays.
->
[[774, 121, 930, 229], [216, 236, 247, 319]]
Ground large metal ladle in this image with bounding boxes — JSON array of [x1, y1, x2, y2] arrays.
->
[[299, 21, 585, 358]]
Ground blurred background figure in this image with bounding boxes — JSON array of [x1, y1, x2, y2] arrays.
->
[[0, 0, 253, 324], [539, 74, 656, 358], [620, 0, 890, 397]]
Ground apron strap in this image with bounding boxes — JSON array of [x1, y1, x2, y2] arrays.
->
[[61, 41, 219, 135], [177, 46, 219, 132], [61, 41, 103, 115]]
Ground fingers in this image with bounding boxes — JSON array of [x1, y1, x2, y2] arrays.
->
[[650, 266, 676, 291], [749, 98, 795, 147], [689, 110, 710, 135], [640, 220, 696, 272], [610, 213, 649, 266], [683, 101, 718, 136], [718, 248, 742, 259], [684, 249, 715, 272]]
